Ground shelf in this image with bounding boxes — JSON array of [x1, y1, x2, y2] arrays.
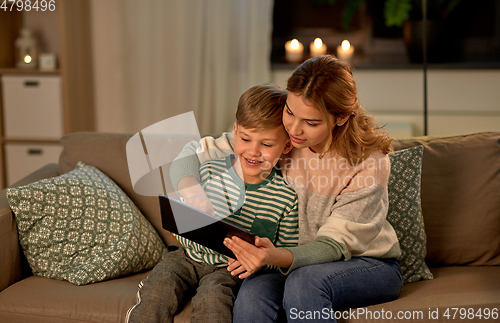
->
[[272, 57, 500, 71], [0, 68, 61, 75], [3, 138, 61, 144]]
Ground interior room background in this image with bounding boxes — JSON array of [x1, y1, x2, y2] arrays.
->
[[92, 0, 500, 136], [91, 0, 274, 135], [0, 0, 499, 188]]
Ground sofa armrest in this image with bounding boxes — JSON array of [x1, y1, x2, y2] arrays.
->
[[0, 164, 60, 293]]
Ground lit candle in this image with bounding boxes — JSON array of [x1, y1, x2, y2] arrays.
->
[[285, 39, 304, 63], [310, 38, 327, 58], [337, 40, 354, 61]]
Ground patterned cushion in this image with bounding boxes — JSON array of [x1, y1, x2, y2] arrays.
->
[[387, 145, 433, 284], [7, 162, 165, 285]]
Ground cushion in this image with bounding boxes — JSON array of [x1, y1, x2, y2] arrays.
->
[[6, 162, 166, 285], [393, 132, 500, 267], [59, 132, 177, 247], [387, 145, 433, 284]]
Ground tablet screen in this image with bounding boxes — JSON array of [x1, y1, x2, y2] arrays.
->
[[159, 195, 256, 258]]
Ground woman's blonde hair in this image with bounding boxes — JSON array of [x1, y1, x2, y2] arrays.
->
[[287, 55, 392, 162], [236, 84, 287, 130]]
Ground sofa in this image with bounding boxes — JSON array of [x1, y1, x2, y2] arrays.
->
[[0, 131, 499, 323]]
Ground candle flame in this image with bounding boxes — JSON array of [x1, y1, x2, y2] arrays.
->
[[314, 38, 323, 48], [291, 39, 299, 50], [24, 55, 32, 64], [341, 40, 350, 51]]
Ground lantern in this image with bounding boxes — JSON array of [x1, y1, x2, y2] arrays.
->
[[16, 28, 38, 69]]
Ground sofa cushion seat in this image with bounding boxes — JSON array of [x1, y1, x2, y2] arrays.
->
[[0, 271, 149, 323], [338, 266, 500, 323]]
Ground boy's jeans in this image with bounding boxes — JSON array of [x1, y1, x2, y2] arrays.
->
[[233, 257, 402, 323], [126, 246, 241, 323]]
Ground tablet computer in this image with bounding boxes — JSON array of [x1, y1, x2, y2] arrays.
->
[[159, 195, 256, 258]]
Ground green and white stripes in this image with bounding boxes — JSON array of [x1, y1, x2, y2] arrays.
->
[[174, 156, 299, 267]]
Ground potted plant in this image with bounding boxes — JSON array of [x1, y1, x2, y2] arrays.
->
[[326, 0, 467, 62], [332, 0, 465, 28], [397, 0, 466, 62], [383, 0, 464, 27]]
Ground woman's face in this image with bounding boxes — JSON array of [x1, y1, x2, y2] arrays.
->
[[282, 92, 334, 153]]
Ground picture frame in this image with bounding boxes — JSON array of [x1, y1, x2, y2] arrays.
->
[[39, 53, 57, 71]]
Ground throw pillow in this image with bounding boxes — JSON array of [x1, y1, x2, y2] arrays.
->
[[387, 145, 433, 284], [7, 161, 166, 285]]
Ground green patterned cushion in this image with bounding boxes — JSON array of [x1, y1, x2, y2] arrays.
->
[[7, 162, 165, 285], [387, 145, 433, 284]]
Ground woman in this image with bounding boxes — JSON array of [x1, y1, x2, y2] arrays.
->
[[172, 55, 403, 322]]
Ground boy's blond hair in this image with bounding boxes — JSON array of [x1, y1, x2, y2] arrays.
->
[[236, 84, 287, 130]]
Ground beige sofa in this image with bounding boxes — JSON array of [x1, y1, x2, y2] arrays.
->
[[0, 131, 499, 323]]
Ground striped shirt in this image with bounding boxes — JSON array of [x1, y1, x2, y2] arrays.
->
[[174, 155, 299, 267]]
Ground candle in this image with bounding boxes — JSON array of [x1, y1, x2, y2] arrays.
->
[[310, 38, 327, 58], [337, 40, 354, 61], [285, 39, 304, 63]]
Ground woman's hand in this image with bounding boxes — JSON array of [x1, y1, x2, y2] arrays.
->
[[224, 236, 271, 278], [224, 236, 293, 279]]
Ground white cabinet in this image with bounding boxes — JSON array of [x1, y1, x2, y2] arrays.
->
[[0, 74, 64, 186], [1, 75, 63, 139], [426, 70, 500, 136], [4, 143, 63, 186]]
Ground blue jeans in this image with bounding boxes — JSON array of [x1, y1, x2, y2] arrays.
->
[[233, 257, 402, 323]]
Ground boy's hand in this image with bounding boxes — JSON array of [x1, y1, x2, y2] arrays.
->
[[183, 195, 215, 216], [177, 176, 215, 215], [227, 258, 248, 277]]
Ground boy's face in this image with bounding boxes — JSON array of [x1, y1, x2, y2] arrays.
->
[[233, 123, 292, 184]]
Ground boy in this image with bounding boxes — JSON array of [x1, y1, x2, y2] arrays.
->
[[126, 84, 299, 323]]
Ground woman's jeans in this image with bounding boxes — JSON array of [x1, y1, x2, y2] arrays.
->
[[233, 257, 403, 323]]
